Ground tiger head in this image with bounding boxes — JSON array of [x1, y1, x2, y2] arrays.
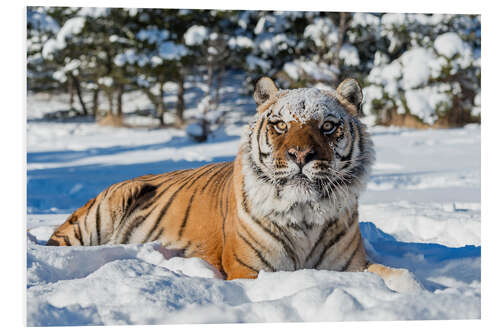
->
[[242, 77, 374, 218]]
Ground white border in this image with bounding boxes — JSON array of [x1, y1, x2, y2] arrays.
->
[[4, 0, 499, 331]]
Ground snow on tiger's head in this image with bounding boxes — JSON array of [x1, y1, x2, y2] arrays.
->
[[243, 76, 374, 208]]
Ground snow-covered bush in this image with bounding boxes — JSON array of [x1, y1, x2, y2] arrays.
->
[[362, 14, 480, 127]]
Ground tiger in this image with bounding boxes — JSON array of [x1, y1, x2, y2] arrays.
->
[[47, 77, 415, 289]]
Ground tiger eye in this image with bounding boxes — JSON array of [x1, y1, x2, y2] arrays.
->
[[321, 121, 335, 133], [275, 121, 287, 132]]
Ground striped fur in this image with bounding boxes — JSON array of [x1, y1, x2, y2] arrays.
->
[[48, 77, 385, 281]]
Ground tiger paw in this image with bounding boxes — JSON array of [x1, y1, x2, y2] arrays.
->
[[366, 263, 423, 294]]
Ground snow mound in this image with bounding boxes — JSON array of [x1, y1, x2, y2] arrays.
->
[[26, 219, 480, 326], [359, 202, 480, 248]]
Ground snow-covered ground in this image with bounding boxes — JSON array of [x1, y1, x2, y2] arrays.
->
[[26, 75, 480, 326]]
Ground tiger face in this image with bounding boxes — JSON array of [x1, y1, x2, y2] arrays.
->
[[243, 77, 373, 218]]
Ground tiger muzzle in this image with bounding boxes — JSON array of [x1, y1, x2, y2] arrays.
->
[[287, 147, 317, 168]]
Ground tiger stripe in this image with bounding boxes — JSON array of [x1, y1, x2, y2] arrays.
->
[[240, 187, 298, 269], [143, 169, 205, 241], [237, 230, 275, 271], [304, 218, 337, 263], [177, 188, 198, 239], [234, 253, 260, 274]]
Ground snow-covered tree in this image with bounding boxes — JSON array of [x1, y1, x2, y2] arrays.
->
[[111, 8, 191, 126], [232, 11, 311, 89], [181, 10, 243, 140], [27, 8, 480, 128], [38, 7, 95, 115], [27, 7, 61, 92]]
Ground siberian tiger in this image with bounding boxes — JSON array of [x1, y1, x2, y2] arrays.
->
[[47, 77, 412, 289]]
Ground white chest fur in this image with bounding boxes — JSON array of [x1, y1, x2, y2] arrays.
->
[[238, 152, 359, 270]]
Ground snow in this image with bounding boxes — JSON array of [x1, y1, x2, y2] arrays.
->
[[284, 60, 339, 83], [381, 13, 407, 28], [351, 13, 380, 27], [114, 49, 141, 66], [97, 76, 113, 87], [158, 42, 188, 60], [52, 69, 67, 83], [228, 36, 254, 49], [57, 16, 86, 42], [27, 8, 60, 33], [252, 15, 292, 36], [114, 40, 187, 67], [434, 32, 465, 59], [42, 17, 86, 59], [254, 16, 267, 35], [41, 38, 60, 59], [256, 33, 294, 55], [365, 42, 471, 124], [434, 32, 474, 70], [304, 17, 338, 48], [364, 85, 384, 101], [184, 25, 209, 46], [63, 59, 80, 73], [246, 55, 271, 72], [186, 123, 204, 137], [339, 43, 360, 66], [405, 85, 453, 123], [359, 202, 480, 247], [472, 91, 481, 117], [366, 60, 402, 97], [137, 27, 169, 44], [283, 61, 301, 81], [78, 7, 109, 18], [399, 48, 437, 89], [26, 74, 480, 325], [362, 85, 384, 115]]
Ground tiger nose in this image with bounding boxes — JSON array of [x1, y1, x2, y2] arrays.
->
[[287, 147, 316, 167]]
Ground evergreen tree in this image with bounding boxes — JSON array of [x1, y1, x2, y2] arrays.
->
[[27, 8, 481, 128]]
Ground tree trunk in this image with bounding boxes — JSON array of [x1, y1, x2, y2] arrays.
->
[[158, 81, 165, 126], [141, 87, 159, 119], [205, 57, 215, 121], [68, 79, 74, 110], [116, 85, 124, 116], [333, 12, 349, 71], [175, 75, 185, 127], [207, 59, 214, 96], [92, 89, 99, 118], [71, 75, 88, 116], [107, 90, 113, 116], [214, 65, 225, 107]]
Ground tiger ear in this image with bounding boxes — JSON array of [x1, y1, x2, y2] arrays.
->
[[253, 77, 278, 106], [336, 78, 363, 116]]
